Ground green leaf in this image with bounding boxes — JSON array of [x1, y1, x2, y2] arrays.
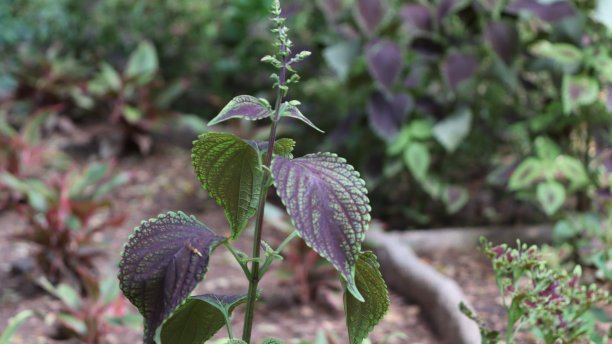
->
[[192, 133, 263, 239], [345, 251, 389, 344], [0, 310, 34, 344], [100, 62, 122, 92], [125, 41, 158, 84], [161, 293, 248, 344], [537, 181, 566, 216], [534, 136, 561, 160], [509, 158, 543, 190], [386, 127, 411, 156], [273, 138, 296, 158], [555, 155, 588, 187], [530, 41, 582, 72], [433, 108, 472, 153], [407, 119, 433, 140], [562, 75, 599, 114], [261, 338, 284, 344], [123, 105, 144, 124], [404, 142, 430, 181], [323, 41, 359, 81], [38, 278, 81, 309]]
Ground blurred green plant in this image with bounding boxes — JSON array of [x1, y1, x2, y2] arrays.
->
[[1, 161, 128, 285], [462, 238, 611, 344], [39, 275, 140, 344], [0, 309, 36, 344]]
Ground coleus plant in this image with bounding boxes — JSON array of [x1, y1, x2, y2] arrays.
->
[[117, 2, 389, 343]]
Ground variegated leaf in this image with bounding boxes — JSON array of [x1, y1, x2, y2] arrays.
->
[[208, 95, 272, 126], [118, 211, 224, 344], [272, 153, 371, 301]]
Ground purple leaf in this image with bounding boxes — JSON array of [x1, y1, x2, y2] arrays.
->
[[399, 4, 432, 34], [118, 211, 224, 344], [208, 95, 272, 126], [506, 0, 575, 22], [316, 0, 344, 22], [272, 153, 371, 301], [281, 102, 324, 132], [366, 39, 403, 91], [353, 0, 387, 35], [485, 21, 519, 65], [442, 53, 479, 90], [367, 91, 413, 140]]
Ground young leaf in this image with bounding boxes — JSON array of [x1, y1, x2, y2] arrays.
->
[[537, 181, 566, 216], [345, 252, 389, 344], [192, 133, 263, 239], [534, 136, 561, 160], [118, 211, 224, 344], [353, 0, 387, 36], [433, 108, 472, 152], [272, 153, 371, 301], [280, 102, 324, 133], [367, 92, 413, 140], [530, 41, 582, 72], [404, 142, 430, 181], [161, 293, 248, 344], [508, 158, 543, 190], [366, 39, 403, 92], [273, 138, 296, 157], [208, 96, 273, 127]]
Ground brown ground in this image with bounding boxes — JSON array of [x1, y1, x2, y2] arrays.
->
[[0, 146, 609, 343]]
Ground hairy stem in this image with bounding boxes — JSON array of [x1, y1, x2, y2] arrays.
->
[[242, 38, 288, 343]]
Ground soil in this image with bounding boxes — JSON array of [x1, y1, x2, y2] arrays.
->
[[0, 145, 609, 344]]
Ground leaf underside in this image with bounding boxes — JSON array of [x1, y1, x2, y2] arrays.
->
[[192, 132, 263, 239], [272, 153, 371, 301], [281, 103, 324, 133], [160, 293, 248, 344], [345, 251, 390, 344], [118, 211, 224, 344], [207, 95, 272, 126]]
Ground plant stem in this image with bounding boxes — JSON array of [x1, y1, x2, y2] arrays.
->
[[241, 37, 288, 343]]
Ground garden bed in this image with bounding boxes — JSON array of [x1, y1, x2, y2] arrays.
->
[[0, 146, 609, 343]]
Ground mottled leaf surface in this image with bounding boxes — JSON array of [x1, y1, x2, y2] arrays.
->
[[208, 95, 272, 126], [281, 102, 324, 133], [367, 91, 413, 140], [353, 0, 387, 35], [442, 185, 469, 214], [506, 0, 575, 22], [192, 133, 263, 239], [160, 293, 247, 344], [562, 75, 598, 114], [345, 252, 389, 344], [509, 158, 543, 190], [118, 211, 224, 344], [537, 181, 566, 216], [272, 153, 371, 301], [366, 39, 403, 92]]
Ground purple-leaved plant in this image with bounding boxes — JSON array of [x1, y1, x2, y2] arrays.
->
[[117, 1, 389, 343]]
